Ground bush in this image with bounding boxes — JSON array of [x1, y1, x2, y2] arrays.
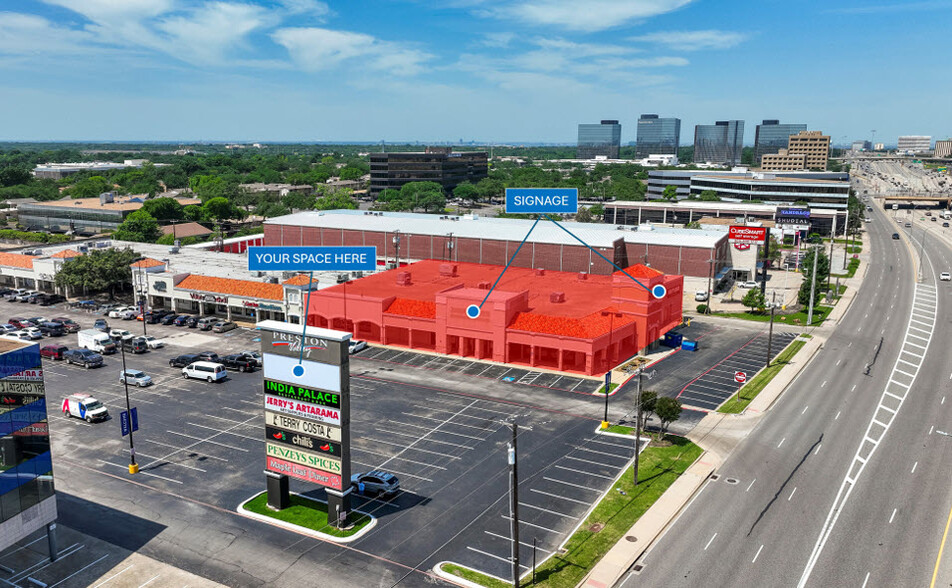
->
[[0, 229, 70, 243], [696, 304, 709, 313]]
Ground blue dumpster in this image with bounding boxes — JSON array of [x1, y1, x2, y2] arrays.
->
[[681, 340, 698, 351], [662, 333, 684, 348]]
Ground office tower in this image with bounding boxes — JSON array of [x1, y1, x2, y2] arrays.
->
[[897, 136, 932, 153], [636, 114, 681, 158], [693, 120, 744, 165], [369, 147, 488, 198], [577, 120, 622, 159], [753, 120, 807, 165]]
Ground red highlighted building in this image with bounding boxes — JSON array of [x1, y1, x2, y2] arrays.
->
[[305, 260, 683, 375]]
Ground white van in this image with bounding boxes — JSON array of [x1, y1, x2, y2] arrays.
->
[[63, 393, 109, 422], [182, 361, 227, 382], [78, 329, 117, 354]]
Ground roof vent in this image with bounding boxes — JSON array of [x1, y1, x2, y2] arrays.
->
[[396, 271, 412, 286], [439, 263, 458, 277], [577, 272, 588, 281], [477, 281, 491, 290], [550, 291, 566, 303], [535, 268, 546, 276]]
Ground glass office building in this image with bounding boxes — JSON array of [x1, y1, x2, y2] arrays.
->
[[577, 120, 622, 159], [694, 120, 744, 166], [635, 114, 681, 158], [754, 120, 807, 165], [369, 148, 488, 198], [0, 340, 56, 552]]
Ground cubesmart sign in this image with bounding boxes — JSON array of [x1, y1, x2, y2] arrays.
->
[[266, 426, 342, 457], [266, 456, 343, 490], [728, 226, 767, 243], [248, 246, 377, 272], [506, 188, 578, 214]]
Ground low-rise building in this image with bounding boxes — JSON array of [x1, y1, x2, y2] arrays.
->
[[934, 140, 952, 159], [646, 169, 849, 199], [238, 183, 313, 198], [897, 135, 932, 154], [760, 149, 807, 171], [17, 194, 200, 235], [32, 160, 156, 180]]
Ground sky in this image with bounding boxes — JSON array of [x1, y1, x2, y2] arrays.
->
[[1, 0, 951, 145]]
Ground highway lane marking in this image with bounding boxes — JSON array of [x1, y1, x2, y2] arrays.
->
[[788, 487, 797, 501], [890, 508, 897, 524], [929, 492, 952, 588], [835, 360, 841, 366], [814, 444, 822, 456], [848, 341, 852, 347], [704, 533, 717, 551], [638, 479, 712, 565], [777, 437, 786, 448], [835, 411, 841, 420], [752, 544, 764, 563], [862, 572, 870, 588], [746, 479, 756, 492]]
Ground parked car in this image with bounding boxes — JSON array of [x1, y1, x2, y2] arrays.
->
[[211, 321, 237, 333], [0, 331, 33, 342], [239, 350, 262, 367], [221, 354, 256, 372], [0, 289, 13, 298], [694, 290, 709, 302], [141, 336, 165, 349], [348, 340, 367, 354], [108, 329, 133, 341], [20, 327, 43, 340], [169, 353, 200, 368], [182, 361, 227, 382], [185, 315, 201, 328], [196, 351, 219, 362], [160, 313, 180, 325], [108, 306, 135, 319], [5, 288, 27, 300], [121, 337, 148, 354], [15, 291, 37, 302], [63, 393, 108, 422], [173, 315, 191, 327], [40, 344, 69, 360], [7, 318, 31, 329], [94, 318, 109, 331], [36, 322, 65, 337], [38, 294, 65, 307], [119, 369, 152, 387], [941, 272, 951, 282], [63, 348, 104, 369], [26, 292, 44, 304], [52, 317, 81, 333], [196, 317, 217, 331], [120, 308, 138, 320], [350, 471, 400, 497], [0, 324, 17, 333], [739, 281, 760, 289]]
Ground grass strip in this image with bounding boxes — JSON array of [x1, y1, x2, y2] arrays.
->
[[718, 305, 832, 325], [438, 438, 703, 587], [595, 382, 619, 395], [718, 339, 806, 413], [243, 492, 372, 538]]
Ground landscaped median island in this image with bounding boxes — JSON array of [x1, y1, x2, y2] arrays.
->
[[436, 437, 703, 588], [718, 338, 808, 414], [238, 492, 375, 541]]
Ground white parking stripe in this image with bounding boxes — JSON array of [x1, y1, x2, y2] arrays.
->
[[542, 476, 601, 491], [554, 465, 616, 480], [517, 502, 578, 519], [530, 488, 592, 505], [502, 515, 560, 534]]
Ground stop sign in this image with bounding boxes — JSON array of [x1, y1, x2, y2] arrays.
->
[[734, 371, 747, 383]]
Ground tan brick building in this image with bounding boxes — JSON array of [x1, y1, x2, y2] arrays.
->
[[762, 130, 830, 171], [935, 140, 952, 158], [760, 149, 808, 171]]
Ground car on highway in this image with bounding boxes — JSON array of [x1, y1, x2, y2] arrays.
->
[[945, 223, 950, 228], [52, 317, 81, 333], [141, 336, 165, 349], [865, 217, 872, 222], [211, 321, 237, 333], [94, 318, 109, 332], [169, 353, 200, 368], [348, 340, 367, 354], [351, 471, 400, 497], [119, 369, 152, 387], [942, 273, 951, 282], [182, 361, 227, 382], [63, 348, 104, 369], [39, 344, 69, 360], [892, 233, 900, 240], [221, 354, 256, 372], [904, 222, 912, 227]]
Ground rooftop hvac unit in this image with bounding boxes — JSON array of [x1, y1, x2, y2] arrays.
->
[[265, 277, 279, 284], [549, 291, 566, 303], [168, 246, 179, 254], [477, 281, 491, 290], [396, 271, 412, 286], [617, 226, 625, 230]]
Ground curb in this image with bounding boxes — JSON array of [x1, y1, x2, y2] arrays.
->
[[236, 492, 376, 543], [432, 562, 510, 588]]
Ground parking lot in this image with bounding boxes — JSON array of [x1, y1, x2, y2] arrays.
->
[[27, 305, 637, 587], [356, 346, 605, 394]]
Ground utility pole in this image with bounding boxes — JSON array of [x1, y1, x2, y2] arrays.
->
[[507, 421, 520, 588], [632, 356, 649, 486], [766, 292, 776, 368], [807, 244, 819, 327]]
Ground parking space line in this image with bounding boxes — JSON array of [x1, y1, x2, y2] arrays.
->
[[484, 531, 554, 554], [100, 461, 183, 484], [518, 502, 578, 519], [586, 438, 634, 450], [360, 437, 462, 459], [570, 380, 585, 391], [530, 488, 592, 505], [137, 575, 161, 588], [542, 477, 601, 492], [165, 431, 250, 453], [466, 546, 530, 570], [400, 411, 505, 431], [134, 452, 208, 472], [351, 460, 433, 482], [384, 419, 490, 441], [475, 365, 495, 377], [571, 447, 630, 460], [351, 447, 447, 470], [91, 563, 133, 587], [502, 515, 560, 534], [562, 455, 621, 469], [186, 423, 264, 444], [10, 543, 83, 583], [49, 414, 92, 427], [376, 400, 479, 471], [201, 413, 249, 425], [381, 429, 476, 449], [47, 555, 111, 588], [139, 439, 229, 461], [554, 465, 615, 480]]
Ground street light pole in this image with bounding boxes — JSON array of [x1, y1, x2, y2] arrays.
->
[[506, 421, 520, 588], [119, 343, 138, 474], [632, 356, 649, 486]]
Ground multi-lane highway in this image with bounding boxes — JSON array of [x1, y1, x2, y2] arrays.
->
[[624, 201, 952, 587]]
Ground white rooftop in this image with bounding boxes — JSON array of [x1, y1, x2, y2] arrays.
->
[[266, 209, 725, 249]]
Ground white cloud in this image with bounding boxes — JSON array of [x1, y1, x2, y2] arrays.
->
[[273, 27, 432, 75], [628, 30, 748, 51], [484, 0, 694, 32], [156, 2, 271, 65], [0, 12, 98, 55], [278, 0, 330, 17], [481, 32, 515, 48]]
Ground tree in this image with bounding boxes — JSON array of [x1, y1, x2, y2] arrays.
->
[[338, 166, 365, 181], [54, 247, 140, 298], [141, 197, 184, 221], [476, 177, 505, 202], [183, 205, 204, 222], [282, 190, 317, 212], [685, 221, 702, 229], [113, 210, 161, 242], [314, 191, 358, 210], [639, 390, 658, 433], [742, 286, 766, 312], [797, 247, 831, 307], [398, 181, 445, 213], [190, 175, 236, 202], [0, 165, 32, 187], [69, 176, 112, 199], [608, 176, 646, 201], [662, 185, 678, 201], [201, 197, 245, 222], [453, 182, 480, 202], [575, 207, 594, 223], [589, 203, 604, 218], [655, 397, 682, 439], [698, 189, 720, 201]]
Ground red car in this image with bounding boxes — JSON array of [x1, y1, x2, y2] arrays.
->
[[40, 344, 69, 360], [8, 318, 32, 329]]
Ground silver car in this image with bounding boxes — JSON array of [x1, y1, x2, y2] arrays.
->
[[119, 369, 152, 387]]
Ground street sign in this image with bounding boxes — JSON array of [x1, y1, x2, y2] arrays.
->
[[734, 371, 747, 383], [604, 371, 611, 393], [728, 226, 767, 244], [120, 410, 129, 436], [131, 407, 139, 432]]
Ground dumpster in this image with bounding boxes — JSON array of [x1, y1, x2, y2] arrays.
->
[[681, 340, 698, 351], [662, 332, 684, 348]]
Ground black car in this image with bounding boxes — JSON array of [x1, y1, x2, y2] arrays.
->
[[160, 313, 179, 325], [63, 349, 103, 369], [185, 315, 200, 328], [146, 310, 172, 324], [39, 294, 65, 307], [173, 315, 191, 327], [93, 318, 109, 331], [892, 233, 900, 240], [169, 353, 200, 368], [196, 351, 219, 362], [121, 337, 148, 354], [221, 354, 255, 372], [37, 322, 64, 337], [0, 289, 12, 297]]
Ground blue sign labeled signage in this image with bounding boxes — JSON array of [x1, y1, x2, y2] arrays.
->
[[506, 188, 578, 214], [248, 246, 377, 272], [120, 410, 129, 436]]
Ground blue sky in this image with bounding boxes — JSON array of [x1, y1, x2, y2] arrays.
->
[[1, 0, 951, 144]]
